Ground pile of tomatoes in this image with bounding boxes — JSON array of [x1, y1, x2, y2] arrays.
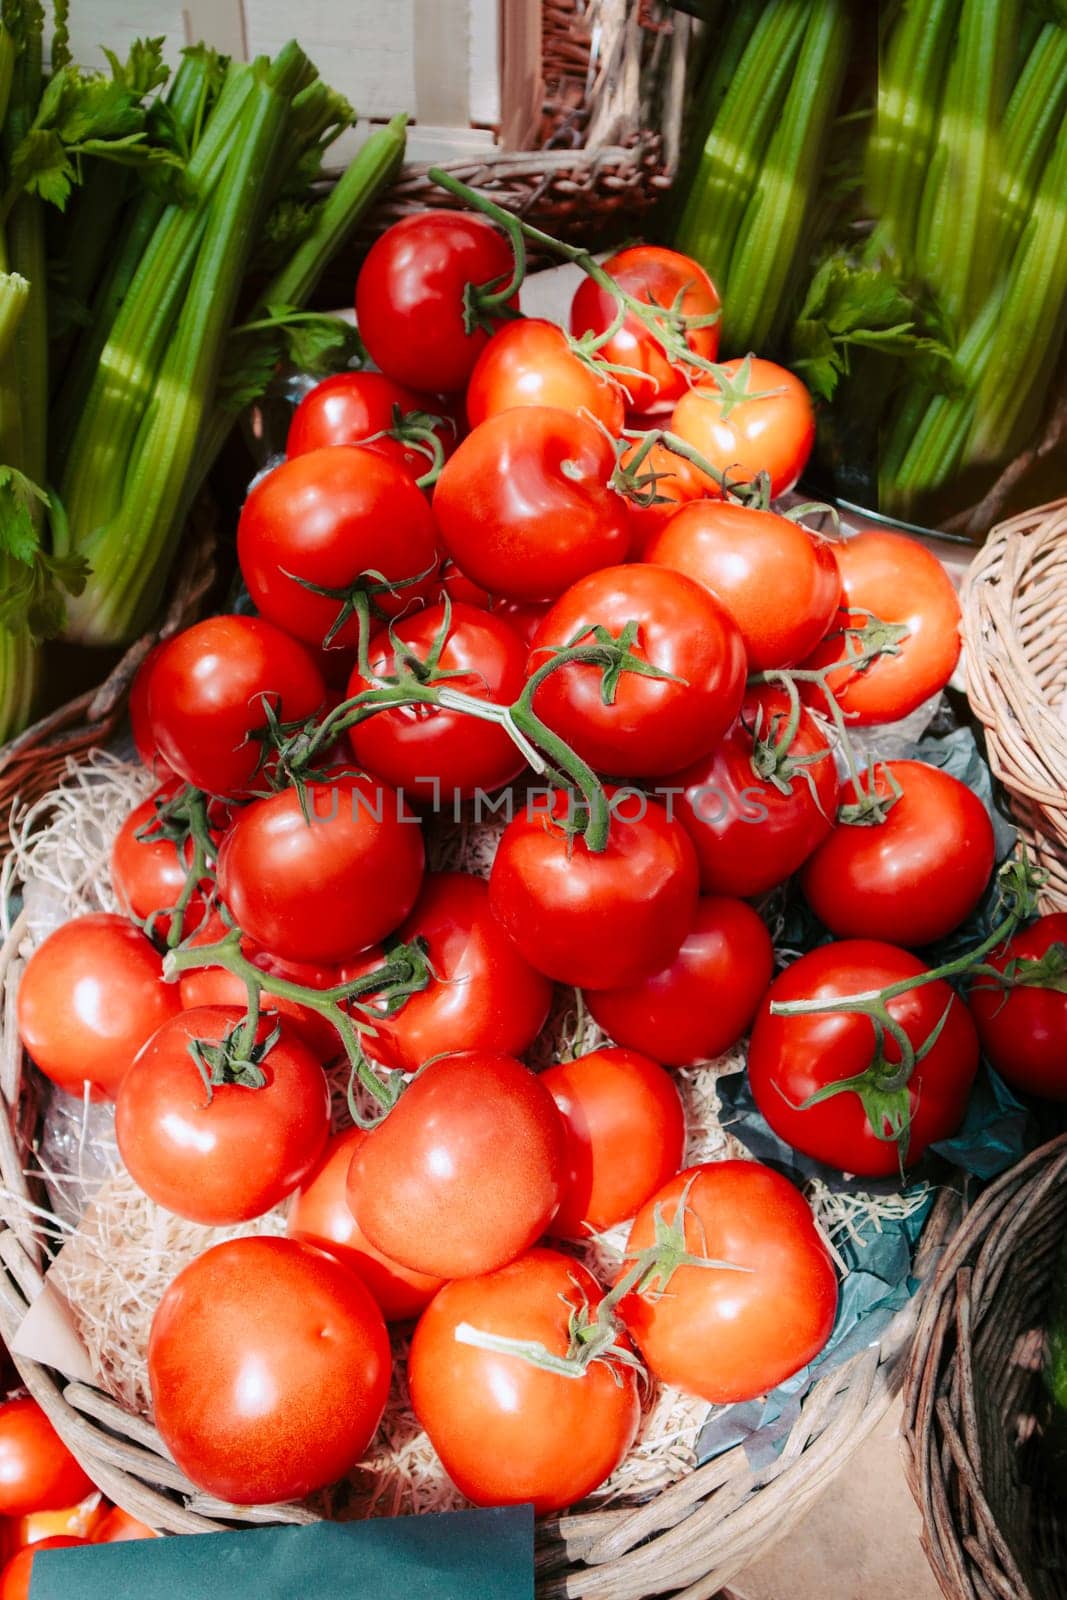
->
[[14, 206, 1067, 1521]]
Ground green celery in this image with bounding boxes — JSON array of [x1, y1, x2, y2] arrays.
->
[[991, 23, 1067, 268]]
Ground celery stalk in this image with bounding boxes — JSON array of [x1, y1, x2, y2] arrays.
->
[[992, 23, 1067, 269]]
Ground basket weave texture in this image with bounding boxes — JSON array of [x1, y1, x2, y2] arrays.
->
[[901, 1133, 1067, 1600]]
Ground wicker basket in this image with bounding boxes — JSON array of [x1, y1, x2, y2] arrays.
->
[[901, 1133, 1067, 1600]]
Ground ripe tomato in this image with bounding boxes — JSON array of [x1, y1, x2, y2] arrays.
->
[[799, 531, 961, 724], [669, 357, 815, 497], [147, 615, 325, 797], [409, 1249, 640, 1512], [110, 783, 215, 943], [148, 1236, 390, 1504], [433, 407, 630, 602], [570, 246, 721, 415], [586, 895, 774, 1067], [346, 602, 528, 801], [671, 688, 840, 897], [466, 318, 624, 433], [488, 787, 699, 989], [128, 642, 174, 780], [289, 1127, 444, 1320], [91, 1507, 157, 1542], [800, 760, 995, 947], [286, 371, 457, 482], [342, 873, 552, 1073], [528, 564, 746, 776], [748, 941, 980, 1175], [646, 502, 841, 670], [618, 1162, 837, 1404], [968, 914, 1067, 1100], [0, 1401, 93, 1517], [17, 914, 181, 1100], [349, 1050, 566, 1279], [355, 210, 517, 392], [115, 1006, 330, 1225], [0, 1535, 88, 1600], [619, 437, 710, 558], [216, 775, 424, 966], [237, 447, 440, 651], [541, 1048, 685, 1237]]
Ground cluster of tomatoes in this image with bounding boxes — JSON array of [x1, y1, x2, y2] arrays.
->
[[14, 205, 1067, 1520]]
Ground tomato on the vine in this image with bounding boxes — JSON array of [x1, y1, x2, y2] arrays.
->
[[128, 642, 174, 780], [286, 371, 457, 482], [968, 914, 1067, 1100], [620, 437, 710, 559], [0, 1400, 94, 1518], [110, 783, 216, 943], [669, 357, 815, 497], [466, 318, 624, 433]]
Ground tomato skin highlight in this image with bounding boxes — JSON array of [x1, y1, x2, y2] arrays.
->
[[466, 317, 625, 433], [409, 1248, 641, 1511], [748, 941, 980, 1175], [800, 760, 996, 948], [968, 914, 1067, 1100], [586, 895, 774, 1067], [286, 371, 456, 482], [0, 1401, 94, 1518], [349, 1050, 567, 1280], [618, 1162, 837, 1404], [17, 913, 182, 1100], [148, 1236, 390, 1504], [488, 788, 700, 990], [0, 1535, 88, 1600], [669, 358, 815, 496]]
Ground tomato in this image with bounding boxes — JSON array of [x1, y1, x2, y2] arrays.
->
[[968, 914, 1067, 1100], [0, 1535, 88, 1600], [355, 210, 517, 393], [342, 873, 552, 1073], [147, 616, 325, 797], [110, 783, 215, 943], [115, 1006, 330, 1224], [466, 318, 624, 433], [645, 502, 841, 670], [489, 787, 699, 989], [541, 1048, 685, 1237], [0, 1400, 94, 1517], [619, 437, 710, 558], [349, 1050, 566, 1279], [409, 1249, 640, 1511], [671, 688, 840, 897], [128, 642, 174, 780], [799, 531, 961, 724], [669, 358, 815, 497], [570, 246, 721, 415], [91, 1507, 157, 1542], [439, 560, 491, 609], [148, 1236, 389, 1504], [17, 914, 181, 1100], [800, 760, 995, 947], [748, 941, 980, 1174], [528, 564, 746, 776], [216, 774, 424, 966], [286, 371, 457, 482], [289, 1127, 444, 1320], [237, 447, 439, 651], [586, 895, 774, 1067], [346, 602, 528, 802], [433, 407, 630, 602], [618, 1162, 837, 1404], [4, 1495, 104, 1554]]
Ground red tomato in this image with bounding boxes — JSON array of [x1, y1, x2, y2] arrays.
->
[[541, 1048, 685, 1237], [147, 616, 325, 797], [671, 688, 840, 897], [969, 914, 1067, 1100], [17, 914, 181, 1100], [0, 1535, 88, 1600], [128, 642, 174, 779], [669, 358, 815, 497], [570, 246, 721, 415], [148, 1236, 390, 1503], [91, 1507, 158, 1542], [409, 1249, 640, 1511], [619, 437, 711, 558], [237, 447, 440, 651], [646, 503, 841, 670], [466, 318, 624, 433], [528, 564, 746, 776], [342, 873, 552, 1073], [799, 531, 961, 724], [488, 787, 699, 990], [748, 941, 980, 1174], [289, 1127, 444, 1320], [438, 560, 491, 609], [110, 783, 215, 943], [349, 1050, 566, 1279], [433, 407, 630, 602], [355, 210, 517, 392], [115, 1006, 330, 1225], [800, 760, 995, 947], [618, 1162, 837, 1403], [0, 1400, 94, 1518], [346, 602, 528, 801], [216, 775, 425, 966], [286, 371, 457, 482], [586, 895, 774, 1067]]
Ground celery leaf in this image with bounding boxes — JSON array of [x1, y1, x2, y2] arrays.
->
[[0, 471, 89, 640]]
